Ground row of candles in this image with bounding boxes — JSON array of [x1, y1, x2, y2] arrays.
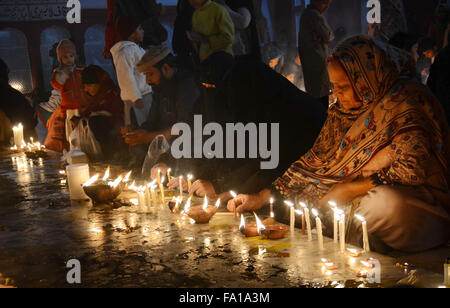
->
[[231, 189, 371, 254], [68, 165, 371, 254], [283, 199, 370, 253]]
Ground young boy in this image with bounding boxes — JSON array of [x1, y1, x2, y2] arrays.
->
[[45, 39, 87, 152], [187, 0, 235, 84], [110, 16, 152, 128]]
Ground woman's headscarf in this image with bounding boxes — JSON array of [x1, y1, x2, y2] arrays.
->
[[274, 35, 449, 197]]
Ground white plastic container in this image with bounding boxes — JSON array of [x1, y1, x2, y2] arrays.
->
[[66, 163, 90, 200]]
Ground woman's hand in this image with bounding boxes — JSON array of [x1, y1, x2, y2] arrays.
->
[[319, 183, 355, 207], [227, 189, 271, 214], [319, 178, 375, 207], [150, 163, 168, 181], [189, 180, 216, 199], [168, 176, 188, 191]]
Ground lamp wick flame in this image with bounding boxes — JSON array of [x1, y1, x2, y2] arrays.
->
[[230, 191, 237, 198], [102, 167, 110, 182], [108, 176, 123, 188], [239, 214, 245, 232], [300, 201, 307, 209], [83, 174, 99, 187], [254, 212, 266, 235], [123, 171, 132, 182], [215, 198, 221, 208]]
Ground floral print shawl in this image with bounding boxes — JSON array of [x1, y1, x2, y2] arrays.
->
[[274, 36, 449, 199]]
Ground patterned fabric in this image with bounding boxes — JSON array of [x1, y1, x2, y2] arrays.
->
[[274, 36, 449, 202]]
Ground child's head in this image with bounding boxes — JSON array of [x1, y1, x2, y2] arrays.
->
[[56, 39, 76, 67], [116, 16, 144, 43], [82, 65, 104, 97], [188, 0, 206, 9]]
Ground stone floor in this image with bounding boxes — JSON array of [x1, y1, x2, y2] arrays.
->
[[0, 150, 448, 288]]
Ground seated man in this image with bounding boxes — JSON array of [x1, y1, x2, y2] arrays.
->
[[122, 45, 199, 158], [80, 65, 125, 160], [227, 36, 450, 253], [0, 58, 36, 146]]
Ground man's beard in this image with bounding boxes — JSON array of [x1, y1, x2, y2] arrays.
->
[[148, 74, 167, 88]]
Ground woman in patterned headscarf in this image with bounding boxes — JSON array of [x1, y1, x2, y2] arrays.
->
[[228, 36, 450, 252]]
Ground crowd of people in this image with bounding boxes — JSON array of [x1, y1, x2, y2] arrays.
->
[[0, 0, 449, 253]]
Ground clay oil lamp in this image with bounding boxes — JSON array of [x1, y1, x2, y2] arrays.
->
[[321, 258, 338, 271], [186, 197, 221, 224], [263, 224, 289, 240], [239, 212, 267, 237], [347, 248, 362, 257], [82, 168, 124, 204]]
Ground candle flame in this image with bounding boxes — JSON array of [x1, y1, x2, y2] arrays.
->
[[13, 123, 23, 130], [300, 201, 307, 209], [284, 200, 294, 207], [239, 214, 245, 232], [229, 190, 237, 198], [215, 198, 221, 208], [161, 176, 165, 184], [102, 167, 110, 181], [312, 208, 319, 217], [123, 171, 132, 182], [328, 201, 337, 207], [254, 212, 266, 235], [108, 176, 123, 188], [187, 174, 193, 180], [148, 179, 157, 188], [202, 196, 208, 211], [355, 214, 366, 222], [295, 209, 304, 215], [83, 174, 99, 187], [270, 197, 274, 204], [128, 181, 136, 191]]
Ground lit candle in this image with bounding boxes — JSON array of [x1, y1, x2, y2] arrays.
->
[[12, 123, 24, 148], [157, 169, 162, 186], [167, 168, 172, 182], [145, 182, 151, 207], [300, 202, 312, 241], [137, 186, 146, 209], [284, 201, 295, 233], [355, 214, 371, 253], [329, 201, 339, 243], [270, 198, 274, 218], [160, 176, 165, 204], [66, 164, 90, 200], [339, 213, 346, 253], [150, 182, 157, 204], [187, 174, 193, 191], [312, 208, 324, 250], [230, 191, 238, 218], [179, 176, 183, 198]]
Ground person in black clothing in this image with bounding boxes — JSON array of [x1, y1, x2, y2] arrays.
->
[[0, 58, 36, 145], [172, 0, 196, 71], [153, 58, 327, 203], [427, 45, 450, 122]]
